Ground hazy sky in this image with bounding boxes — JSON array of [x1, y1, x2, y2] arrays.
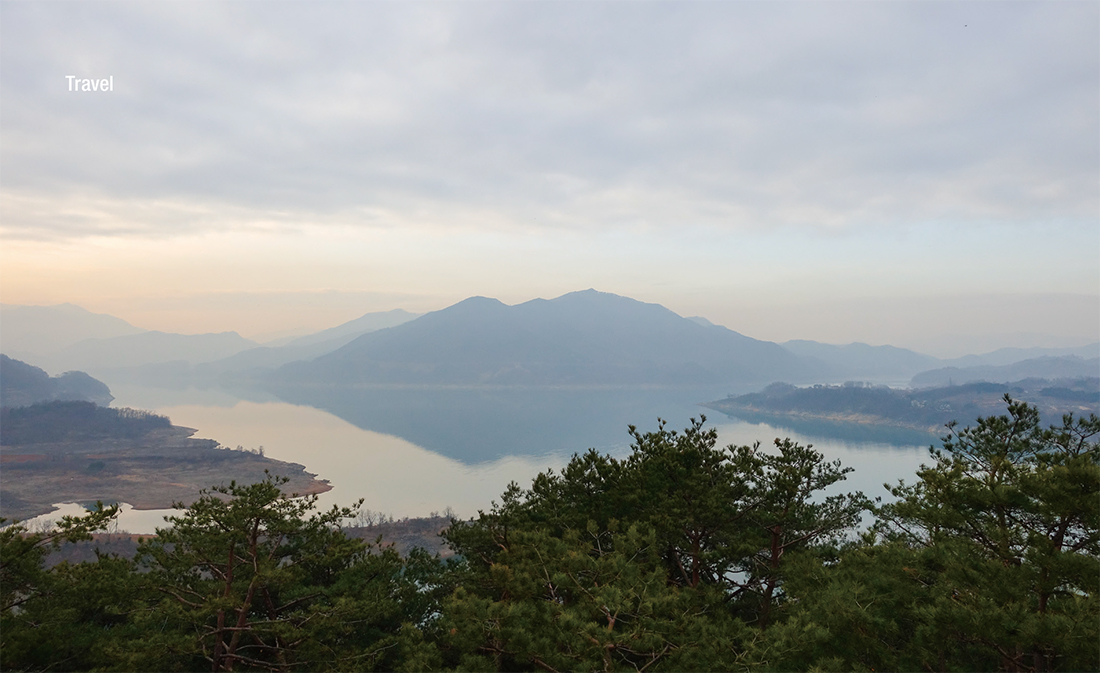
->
[[1, 1, 1097, 356]]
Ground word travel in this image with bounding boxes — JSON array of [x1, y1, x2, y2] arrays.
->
[[66, 75, 113, 92]]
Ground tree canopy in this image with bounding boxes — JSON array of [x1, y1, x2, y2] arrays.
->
[[1, 398, 1096, 671]]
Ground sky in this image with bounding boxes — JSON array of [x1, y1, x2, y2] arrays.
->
[[1, 1, 1097, 357]]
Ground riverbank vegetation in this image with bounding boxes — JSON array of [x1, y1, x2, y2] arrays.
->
[[2, 397, 1096, 671]]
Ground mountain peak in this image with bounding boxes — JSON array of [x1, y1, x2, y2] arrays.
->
[[280, 290, 806, 387], [447, 296, 508, 310], [553, 289, 626, 302]]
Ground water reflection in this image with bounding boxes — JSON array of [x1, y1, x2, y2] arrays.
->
[[17, 502, 179, 535], [267, 385, 733, 463], [705, 407, 940, 447], [20, 383, 935, 534], [145, 399, 608, 528], [708, 416, 931, 502], [108, 382, 273, 410]]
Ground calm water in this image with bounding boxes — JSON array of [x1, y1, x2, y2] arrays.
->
[[24, 384, 934, 534]]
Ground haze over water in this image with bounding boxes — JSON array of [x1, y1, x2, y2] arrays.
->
[[26, 384, 930, 534]]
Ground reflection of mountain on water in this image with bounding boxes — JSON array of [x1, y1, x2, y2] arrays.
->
[[269, 385, 732, 464], [103, 381, 282, 411], [102, 381, 935, 462], [708, 408, 939, 448]]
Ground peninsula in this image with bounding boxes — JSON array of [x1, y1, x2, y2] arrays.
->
[[0, 401, 330, 522], [704, 378, 1100, 435]]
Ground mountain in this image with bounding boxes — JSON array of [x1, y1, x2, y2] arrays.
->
[[196, 309, 421, 376], [0, 303, 145, 358], [46, 331, 258, 374], [0, 355, 113, 407], [686, 316, 717, 327], [780, 340, 939, 381], [274, 290, 811, 388], [938, 343, 1100, 369], [284, 309, 420, 348], [775, 341, 1100, 386], [911, 355, 1100, 388]]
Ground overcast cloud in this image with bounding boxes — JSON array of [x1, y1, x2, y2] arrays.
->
[[0, 1, 1096, 352], [2, 1, 1096, 239]]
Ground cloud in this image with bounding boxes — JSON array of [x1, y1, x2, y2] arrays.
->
[[0, 1, 1096, 241]]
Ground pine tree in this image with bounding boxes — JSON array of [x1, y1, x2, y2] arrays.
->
[[771, 397, 1099, 672], [133, 474, 373, 671]]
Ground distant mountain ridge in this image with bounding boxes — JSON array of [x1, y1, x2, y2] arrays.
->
[[776, 340, 1100, 385], [1, 303, 425, 382], [4, 297, 1097, 392], [275, 290, 811, 388], [781, 340, 937, 381], [46, 331, 259, 374], [0, 303, 145, 358], [938, 344, 1100, 368], [284, 309, 420, 349], [195, 310, 422, 376], [911, 355, 1100, 388]]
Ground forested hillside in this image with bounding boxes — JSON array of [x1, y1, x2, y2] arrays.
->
[[2, 398, 1096, 672], [708, 378, 1100, 433], [0, 355, 113, 408], [0, 401, 169, 445]]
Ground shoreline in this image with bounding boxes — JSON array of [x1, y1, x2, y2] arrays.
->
[[702, 402, 944, 434], [0, 425, 332, 522]]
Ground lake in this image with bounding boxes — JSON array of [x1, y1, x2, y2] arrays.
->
[[25, 383, 936, 534]]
